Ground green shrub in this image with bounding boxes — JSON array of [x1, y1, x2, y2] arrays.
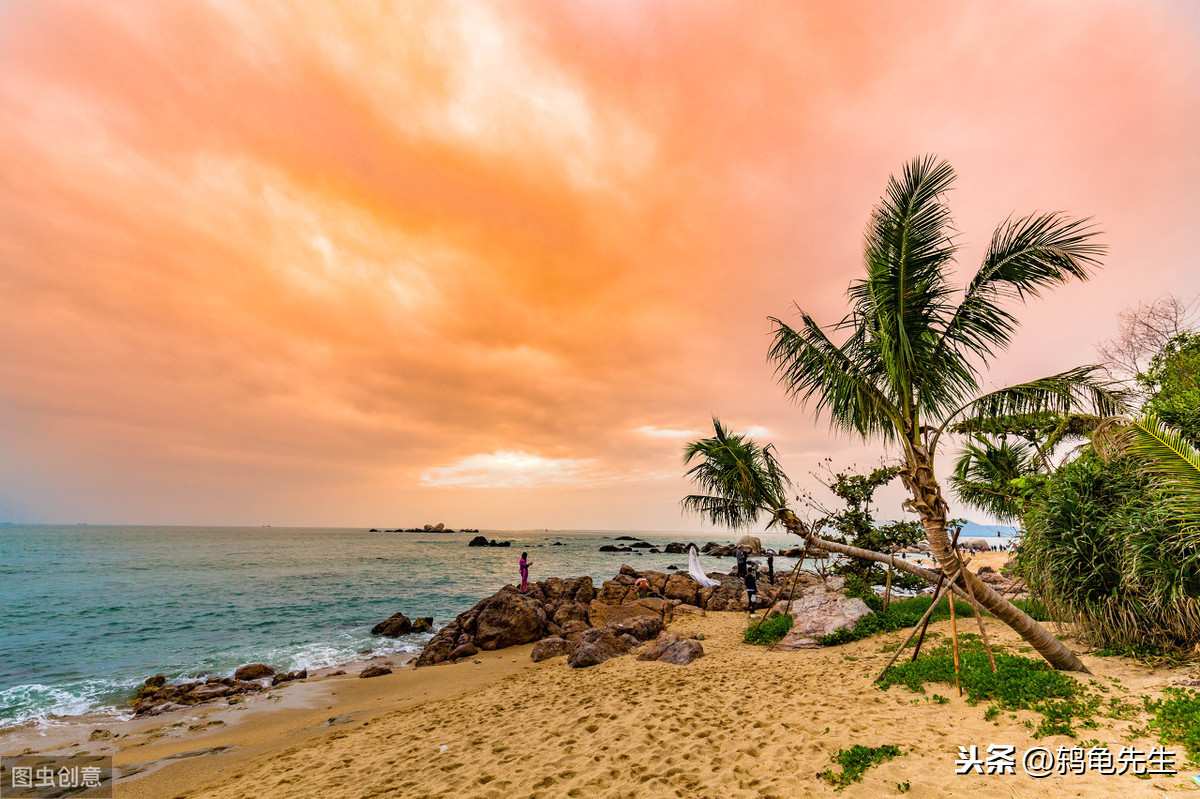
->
[[817, 744, 904, 789], [744, 612, 793, 645]]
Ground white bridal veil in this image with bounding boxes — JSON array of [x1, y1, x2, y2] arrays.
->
[[687, 544, 721, 588]]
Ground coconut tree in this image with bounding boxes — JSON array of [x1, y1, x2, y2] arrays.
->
[[767, 156, 1125, 672], [682, 418, 969, 598]]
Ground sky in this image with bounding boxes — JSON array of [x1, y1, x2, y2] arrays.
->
[[1, 1, 1198, 530]]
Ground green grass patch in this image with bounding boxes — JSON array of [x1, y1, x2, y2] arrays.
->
[[1143, 688, 1200, 762], [815, 593, 1054, 647], [876, 639, 1100, 738], [743, 612, 793, 645], [817, 744, 905, 789]]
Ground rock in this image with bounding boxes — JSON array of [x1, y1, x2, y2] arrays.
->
[[630, 542, 653, 549], [271, 669, 307, 686], [371, 612, 414, 637], [559, 620, 590, 639], [665, 542, 687, 554], [667, 565, 678, 571], [187, 684, 234, 701], [663, 573, 700, 605], [233, 664, 275, 681], [449, 642, 479, 660], [552, 601, 591, 627], [474, 588, 547, 650], [89, 729, 116, 741], [599, 545, 621, 552], [736, 535, 764, 554], [588, 598, 673, 627], [773, 581, 875, 648], [412, 617, 434, 633], [552, 541, 564, 546], [657, 640, 705, 665], [673, 603, 706, 616], [567, 628, 634, 668], [636, 631, 681, 660], [143, 674, 166, 690], [531, 637, 572, 662], [359, 665, 392, 678], [424, 524, 434, 531], [606, 615, 664, 641], [615, 535, 640, 541], [468, 535, 490, 547]]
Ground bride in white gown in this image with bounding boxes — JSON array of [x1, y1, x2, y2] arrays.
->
[[687, 543, 721, 587]]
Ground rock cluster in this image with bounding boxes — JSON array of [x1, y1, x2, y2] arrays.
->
[[130, 664, 306, 717], [770, 578, 874, 650], [370, 612, 434, 637], [468, 535, 511, 548], [413, 565, 811, 668], [370, 524, 480, 533], [975, 564, 1026, 598]]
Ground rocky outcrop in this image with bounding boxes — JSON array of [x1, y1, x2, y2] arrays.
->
[[700, 541, 737, 557], [271, 669, 307, 686], [531, 637, 573, 662], [411, 616, 434, 633], [415, 577, 595, 666], [636, 631, 704, 664], [567, 627, 635, 668], [772, 578, 875, 650], [664, 542, 687, 554], [130, 669, 277, 717], [371, 612, 414, 637], [468, 535, 511, 548]]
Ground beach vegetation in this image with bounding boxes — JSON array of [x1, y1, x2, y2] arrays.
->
[[876, 638, 1101, 738], [817, 744, 905, 789], [813, 593, 1048, 647], [743, 612, 792, 645], [766, 155, 1120, 672], [1143, 688, 1200, 763]]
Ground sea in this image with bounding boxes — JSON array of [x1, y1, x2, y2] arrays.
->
[[0, 523, 1015, 730]]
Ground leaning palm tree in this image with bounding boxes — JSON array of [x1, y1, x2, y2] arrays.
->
[[768, 156, 1125, 672], [683, 418, 969, 599]]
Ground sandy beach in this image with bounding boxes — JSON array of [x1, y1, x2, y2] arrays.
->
[[10, 604, 1193, 799]]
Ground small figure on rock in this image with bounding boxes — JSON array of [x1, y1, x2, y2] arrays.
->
[[766, 550, 775, 585], [736, 547, 747, 579], [519, 551, 531, 592]]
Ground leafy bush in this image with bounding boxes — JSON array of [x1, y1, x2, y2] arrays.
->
[[817, 744, 905, 789], [1020, 450, 1200, 651], [744, 612, 793, 645]]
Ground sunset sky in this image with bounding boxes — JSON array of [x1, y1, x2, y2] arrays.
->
[[1, 1, 1198, 530]]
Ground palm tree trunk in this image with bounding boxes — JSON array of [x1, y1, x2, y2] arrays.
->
[[902, 447, 1090, 673]]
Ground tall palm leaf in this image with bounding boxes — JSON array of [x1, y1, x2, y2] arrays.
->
[[768, 155, 1122, 672], [1124, 415, 1200, 531]]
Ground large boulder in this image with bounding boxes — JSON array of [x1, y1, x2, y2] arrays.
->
[[411, 616, 433, 633], [663, 573, 700, 605], [636, 631, 704, 664], [606, 614, 664, 641], [588, 598, 673, 627], [773, 581, 874, 650], [531, 637, 573, 662], [474, 588, 547, 650], [567, 627, 634, 669], [736, 535, 764, 554], [233, 663, 275, 681], [371, 612, 414, 637], [360, 665, 392, 678], [468, 535, 490, 547]]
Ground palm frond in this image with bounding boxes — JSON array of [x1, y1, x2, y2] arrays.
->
[[768, 312, 900, 440], [950, 436, 1038, 523], [681, 418, 792, 528], [849, 155, 960, 406], [938, 213, 1104, 366], [946, 366, 1126, 427], [1127, 415, 1200, 524]]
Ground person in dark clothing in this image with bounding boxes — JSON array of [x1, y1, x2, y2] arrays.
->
[[743, 565, 758, 610], [766, 550, 775, 584], [736, 548, 747, 579]]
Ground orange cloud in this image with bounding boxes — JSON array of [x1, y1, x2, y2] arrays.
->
[[0, 1, 1197, 527]]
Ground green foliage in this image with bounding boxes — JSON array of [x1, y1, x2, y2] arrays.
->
[[876, 639, 1100, 738], [817, 744, 905, 789], [813, 465, 925, 588], [743, 612, 793, 645], [815, 595, 976, 646], [1020, 449, 1200, 651], [1140, 331, 1200, 445], [681, 418, 792, 529], [1143, 688, 1200, 761]]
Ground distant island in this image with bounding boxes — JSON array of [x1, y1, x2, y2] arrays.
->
[[369, 523, 478, 533]]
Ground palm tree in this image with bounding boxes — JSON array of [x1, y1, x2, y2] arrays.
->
[[768, 156, 1124, 672], [682, 418, 967, 598], [1103, 414, 1200, 530]]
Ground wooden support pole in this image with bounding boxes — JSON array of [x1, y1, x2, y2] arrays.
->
[[949, 574, 962, 696], [955, 546, 998, 674], [874, 569, 960, 683], [883, 549, 894, 614]]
